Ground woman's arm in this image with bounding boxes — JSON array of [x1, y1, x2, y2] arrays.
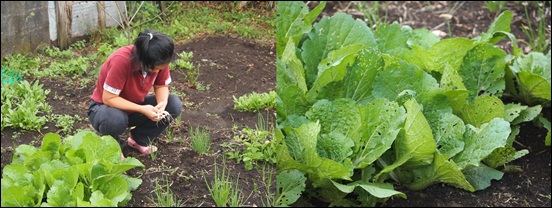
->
[[153, 85, 169, 111], [103, 89, 162, 121]]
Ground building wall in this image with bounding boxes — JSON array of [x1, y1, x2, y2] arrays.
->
[[1, 1, 126, 57], [1, 1, 50, 56], [48, 1, 125, 41]]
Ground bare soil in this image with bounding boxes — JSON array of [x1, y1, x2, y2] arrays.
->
[[1, 34, 276, 207], [291, 1, 551, 207]]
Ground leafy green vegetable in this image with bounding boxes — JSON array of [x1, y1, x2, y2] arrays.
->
[[233, 91, 276, 112], [505, 50, 551, 106], [275, 1, 546, 206], [1, 130, 144, 207]]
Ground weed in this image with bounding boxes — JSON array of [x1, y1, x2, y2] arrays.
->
[[196, 82, 210, 91], [147, 175, 185, 207], [520, 1, 550, 53], [49, 114, 80, 135], [189, 126, 211, 154], [355, 1, 389, 29], [164, 126, 176, 143], [187, 64, 201, 86], [225, 112, 276, 170], [255, 163, 277, 207], [44, 45, 74, 59], [145, 137, 157, 161], [202, 158, 243, 207], [164, 114, 182, 143], [484, 1, 507, 18]]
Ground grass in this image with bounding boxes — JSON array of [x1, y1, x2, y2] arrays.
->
[[164, 113, 183, 143], [91, 2, 275, 46], [355, 1, 389, 29], [147, 137, 158, 161], [189, 125, 212, 154], [147, 175, 185, 207], [254, 163, 277, 207], [202, 158, 244, 207], [520, 1, 550, 53]]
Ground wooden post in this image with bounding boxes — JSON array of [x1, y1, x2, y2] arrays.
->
[[56, 1, 73, 50], [238, 1, 248, 9], [97, 1, 106, 30]]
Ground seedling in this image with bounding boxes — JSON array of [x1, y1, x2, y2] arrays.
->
[[156, 110, 172, 120]]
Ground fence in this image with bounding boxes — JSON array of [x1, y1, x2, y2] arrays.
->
[[1, 1, 126, 58]]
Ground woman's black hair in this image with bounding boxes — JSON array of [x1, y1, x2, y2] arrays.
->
[[132, 29, 174, 74]]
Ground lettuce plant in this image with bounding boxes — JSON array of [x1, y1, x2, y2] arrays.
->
[[505, 50, 551, 107], [275, 1, 547, 207], [233, 91, 276, 112], [1, 130, 144, 207]]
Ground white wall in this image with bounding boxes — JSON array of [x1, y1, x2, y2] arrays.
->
[[48, 1, 126, 41]]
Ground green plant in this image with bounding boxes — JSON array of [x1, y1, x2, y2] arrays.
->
[[177, 51, 194, 63], [195, 82, 210, 91], [2, 54, 42, 79], [505, 50, 551, 106], [255, 163, 278, 207], [149, 148, 158, 161], [187, 64, 201, 85], [226, 112, 276, 170], [233, 91, 276, 112], [189, 126, 211, 154], [202, 158, 242, 207], [228, 171, 254, 207], [1, 80, 51, 131], [0, 130, 144, 206], [69, 40, 87, 50], [95, 42, 116, 63], [276, 2, 544, 206], [355, 1, 388, 29], [147, 175, 185, 207], [162, 113, 182, 143], [520, 1, 550, 53], [49, 114, 81, 135], [484, 1, 507, 18], [44, 45, 74, 59], [173, 50, 201, 85], [164, 125, 176, 143]]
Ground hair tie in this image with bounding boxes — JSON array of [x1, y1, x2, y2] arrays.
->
[[147, 33, 153, 40]]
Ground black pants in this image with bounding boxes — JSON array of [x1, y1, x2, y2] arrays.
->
[[87, 94, 182, 147]]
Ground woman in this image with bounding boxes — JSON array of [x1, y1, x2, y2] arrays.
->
[[88, 29, 182, 159]]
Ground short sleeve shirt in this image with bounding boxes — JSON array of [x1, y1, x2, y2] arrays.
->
[[90, 45, 172, 107]]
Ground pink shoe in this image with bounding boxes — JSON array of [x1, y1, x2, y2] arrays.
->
[[127, 136, 158, 155]]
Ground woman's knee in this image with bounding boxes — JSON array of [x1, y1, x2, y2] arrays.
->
[[166, 94, 182, 116], [97, 108, 128, 135]]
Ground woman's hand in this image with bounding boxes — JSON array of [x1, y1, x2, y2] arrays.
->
[[141, 104, 165, 122], [155, 101, 167, 112]]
